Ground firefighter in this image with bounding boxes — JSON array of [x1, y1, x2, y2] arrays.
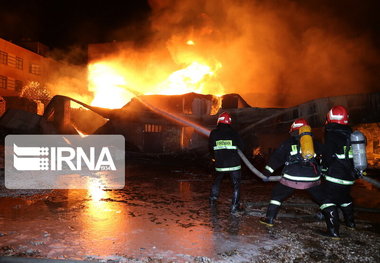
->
[[319, 105, 359, 239], [259, 118, 322, 226], [209, 112, 244, 213]]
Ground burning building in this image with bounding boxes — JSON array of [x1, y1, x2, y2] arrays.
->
[[94, 92, 250, 154], [5, 90, 376, 168], [0, 0, 379, 166], [38, 92, 251, 155], [74, 0, 380, 161]]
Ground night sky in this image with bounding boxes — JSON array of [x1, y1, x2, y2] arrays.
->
[[0, 0, 152, 50], [0, 0, 379, 63]]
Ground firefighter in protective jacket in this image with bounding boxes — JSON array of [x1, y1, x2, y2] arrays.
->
[[209, 112, 244, 213], [259, 118, 322, 226], [319, 105, 358, 239]]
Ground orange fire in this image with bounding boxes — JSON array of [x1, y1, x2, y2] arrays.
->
[[88, 42, 224, 109], [88, 62, 134, 109], [155, 61, 222, 95]]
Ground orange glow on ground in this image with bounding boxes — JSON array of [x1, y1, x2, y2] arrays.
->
[[88, 181, 106, 202]]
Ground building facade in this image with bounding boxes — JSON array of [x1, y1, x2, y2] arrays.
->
[[0, 38, 58, 97]]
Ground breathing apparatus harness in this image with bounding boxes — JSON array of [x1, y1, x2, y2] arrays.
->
[[328, 127, 364, 180], [285, 133, 319, 175]]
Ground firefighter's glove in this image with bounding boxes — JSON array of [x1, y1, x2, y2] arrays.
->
[[353, 169, 365, 179], [315, 154, 323, 165], [320, 166, 328, 176]]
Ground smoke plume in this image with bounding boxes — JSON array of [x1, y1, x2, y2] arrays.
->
[[146, 0, 380, 107], [45, 46, 92, 105], [52, 0, 379, 108]]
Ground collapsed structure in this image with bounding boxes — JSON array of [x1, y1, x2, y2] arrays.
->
[[0, 92, 379, 167]]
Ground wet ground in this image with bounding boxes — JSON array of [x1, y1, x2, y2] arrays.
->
[[0, 160, 380, 263]]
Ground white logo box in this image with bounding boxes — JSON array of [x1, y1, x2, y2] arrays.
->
[[5, 135, 125, 189]]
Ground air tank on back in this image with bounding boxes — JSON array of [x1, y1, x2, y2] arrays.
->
[[299, 125, 315, 160], [350, 131, 367, 173]]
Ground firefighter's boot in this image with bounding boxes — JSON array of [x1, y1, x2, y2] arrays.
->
[[210, 172, 224, 205], [322, 206, 340, 239], [230, 189, 242, 213], [315, 210, 325, 221], [230, 171, 242, 213], [340, 204, 356, 229], [259, 204, 280, 227], [209, 196, 218, 205], [210, 184, 220, 205]]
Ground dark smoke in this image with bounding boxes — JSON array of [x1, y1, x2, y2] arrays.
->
[[39, 0, 379, 108], [146, 0, 380, 107]]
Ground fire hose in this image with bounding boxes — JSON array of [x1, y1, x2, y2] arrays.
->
[[361, 175, 380, 189], [137, 96, 282, 181], [116, 93, 380, 186], [49, 94, 379, 186], [237, 149, 281, 181], [110, 89, 281, 182]]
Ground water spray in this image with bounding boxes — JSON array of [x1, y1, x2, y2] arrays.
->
[[46, 95, 380, 187], [117, 86, 281, 182]]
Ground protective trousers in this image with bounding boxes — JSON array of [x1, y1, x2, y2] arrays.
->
[[320, 182, 355, 229], [210, 170, 241, 211], [265, 182, 323, 221]]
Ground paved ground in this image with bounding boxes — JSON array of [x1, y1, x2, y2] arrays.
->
[[0, 160, 380, 262]]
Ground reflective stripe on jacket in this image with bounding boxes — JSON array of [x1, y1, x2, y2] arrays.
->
[[209, 124, 243, 172], [266, 137, 320, 185], [215, 165, 241, 172], [322, 123, 356, 183], [325, 175, 354, 185]]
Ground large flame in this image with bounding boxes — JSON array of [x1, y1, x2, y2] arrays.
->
[[88, 63, 134, 109], [46, 0, 379, 109], [156, 61, 222, 95], [88, 46, 224, 109]]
